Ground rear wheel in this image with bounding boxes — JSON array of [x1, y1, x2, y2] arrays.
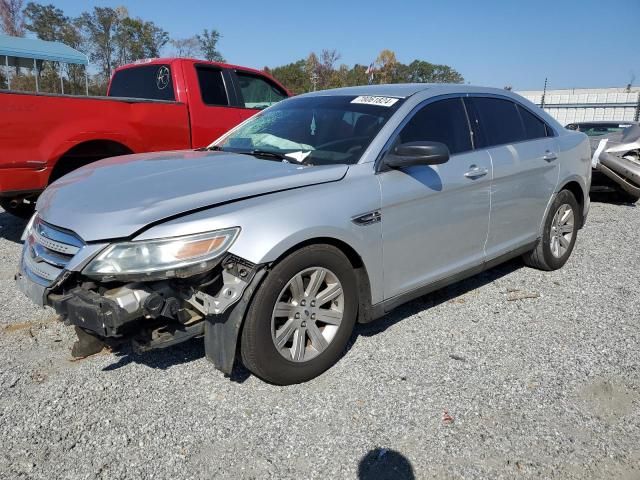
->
[[523, 190, 579, 271], [240, 244, 358, 385]]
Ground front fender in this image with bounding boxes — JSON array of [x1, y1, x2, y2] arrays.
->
[[136, 167, 384, 304]]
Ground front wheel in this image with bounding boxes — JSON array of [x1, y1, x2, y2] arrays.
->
[[523, 189, 580, 271], [240, 244, 358, 385]]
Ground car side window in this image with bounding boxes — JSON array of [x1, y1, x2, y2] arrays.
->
[[196, 66, 229, 106], [395, 98, 472, 155], [235, 72, 287, 109], [468, 97, 526, 148], [517, 104, 549, 140]]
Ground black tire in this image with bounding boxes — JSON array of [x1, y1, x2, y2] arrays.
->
[[0, 197, 36, 219], [615, 189, 640, 204], [523, 190, 580, 271], [240, 244, 358, 385]]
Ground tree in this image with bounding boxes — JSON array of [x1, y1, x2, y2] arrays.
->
[[268, 59, 307, 94], [197, 29, 224, 62], [78, 7, 120, 78], [114, 16, 168, 65], [170, 36, 200, 58], [24, 3, 67, 41], [375, 49, 399, 84], [0, 0, 24, 36], [403, 60, 463, 84], [317, 49, 340, 89]]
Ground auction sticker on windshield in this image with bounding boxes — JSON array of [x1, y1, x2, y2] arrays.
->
[[351, 96, 399, 107]]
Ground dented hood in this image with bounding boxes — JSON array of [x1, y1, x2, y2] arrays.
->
[[37, 150, 348, 242]]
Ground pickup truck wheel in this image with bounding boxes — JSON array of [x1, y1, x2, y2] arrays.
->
[[0, 197, 36, 219], [240, 245, 357, 385], [523, 190, 579, 271]]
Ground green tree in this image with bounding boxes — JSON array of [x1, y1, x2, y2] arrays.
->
[[114, 15, 168, 65], [196, 29, 224, 62], [268, 59, 307, 94], [404, 60, 464, 84], [78, 7, 120, 78]]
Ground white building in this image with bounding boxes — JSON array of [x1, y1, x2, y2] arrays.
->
[[517, 87, 640, 125]]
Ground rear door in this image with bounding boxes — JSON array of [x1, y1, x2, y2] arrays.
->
[[378, 97, 492, 300], [466, 96, 559, 258]]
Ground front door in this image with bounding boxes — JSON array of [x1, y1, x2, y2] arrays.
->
[[378, 97, 492, 300]]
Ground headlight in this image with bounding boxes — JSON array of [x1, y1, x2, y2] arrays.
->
[[21, 213, 37, 242], [84, 228, 240, 280]]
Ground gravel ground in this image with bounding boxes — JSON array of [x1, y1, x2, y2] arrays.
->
[[1, 197, 639, 480]]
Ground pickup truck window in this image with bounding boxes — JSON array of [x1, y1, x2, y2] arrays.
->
[[196, 67, 229, 106], [109, 65, 175, 101], [236, 72, 287, 109]]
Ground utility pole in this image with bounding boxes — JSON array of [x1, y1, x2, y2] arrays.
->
[[540, 77, 548, 108], [634, 91, 640, 122]]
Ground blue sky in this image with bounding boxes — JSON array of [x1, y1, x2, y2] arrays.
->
[[50, 0, 639, 90]]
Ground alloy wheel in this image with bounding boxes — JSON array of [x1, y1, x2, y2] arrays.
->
[[271, 267, 344, 362], [549, 203, 574, 258]]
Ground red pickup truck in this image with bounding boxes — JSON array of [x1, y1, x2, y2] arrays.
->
[[0, 58, 290, 216]]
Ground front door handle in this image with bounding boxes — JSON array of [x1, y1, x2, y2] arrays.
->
[[464, 165, 489, 179], [543, 150, 558, 162]]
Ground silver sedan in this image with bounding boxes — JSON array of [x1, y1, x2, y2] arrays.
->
[[17, 84, 592, 384]]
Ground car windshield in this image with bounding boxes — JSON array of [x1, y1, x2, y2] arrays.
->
[[567, 123, 632, 137], [213, 95, 404, 165]]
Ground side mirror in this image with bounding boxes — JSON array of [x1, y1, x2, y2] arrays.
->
[[384, 141, 450, 168]]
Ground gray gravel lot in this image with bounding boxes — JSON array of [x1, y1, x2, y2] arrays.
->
[[1, 198, 639, 480]]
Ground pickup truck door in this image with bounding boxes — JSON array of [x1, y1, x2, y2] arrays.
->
[[182, 64, 247, 148], [378, 97, 492, 301]]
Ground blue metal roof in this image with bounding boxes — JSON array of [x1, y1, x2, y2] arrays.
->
[[0, 34, 88, 65]]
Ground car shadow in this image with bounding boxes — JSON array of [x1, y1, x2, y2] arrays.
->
[[0, 210, 28, 243], [358, 448, 415, 480], [99, 258, 523, 383], [102, 337, 252, 383], [351, 258, 522, 342]]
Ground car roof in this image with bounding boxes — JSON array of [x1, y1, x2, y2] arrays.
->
[[298, 83, 520, 99]]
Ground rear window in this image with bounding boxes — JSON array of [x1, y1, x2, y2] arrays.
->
[[517, 105, 548, 140], [108, 64, 175, 101], [469, 97, 526, 147]]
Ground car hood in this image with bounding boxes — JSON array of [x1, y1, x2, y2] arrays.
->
[[37, 150, 348, 242]]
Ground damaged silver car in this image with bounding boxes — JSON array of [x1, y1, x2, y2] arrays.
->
[[17, 85, 591, 384], [566, 121, 640, 202]]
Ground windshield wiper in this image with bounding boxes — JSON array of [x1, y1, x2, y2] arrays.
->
[[236, 149, 309, 165]]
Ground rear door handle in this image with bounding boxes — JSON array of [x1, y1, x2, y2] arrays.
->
[[464, 166, 489, 179], [543, 150, 558, 162]]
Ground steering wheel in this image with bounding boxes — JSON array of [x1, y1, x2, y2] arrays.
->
[[315, 136, 370, 152]]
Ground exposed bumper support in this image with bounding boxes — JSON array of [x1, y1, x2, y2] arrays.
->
[[204, 267, 267, 375]]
